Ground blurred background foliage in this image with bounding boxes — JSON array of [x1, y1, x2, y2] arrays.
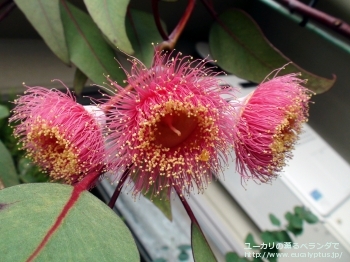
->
[[0, 101, 48, 189]]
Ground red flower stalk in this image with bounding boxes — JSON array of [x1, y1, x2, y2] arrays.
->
[[233, 72, 312, 182], [10, 83, 106, 185], [104, 51, 238, 197]]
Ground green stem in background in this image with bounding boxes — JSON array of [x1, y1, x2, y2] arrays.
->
[[108, 166, 132, 208], [274, 0, 350, 39], [0, 0, 16, 22], [258, 0, 350, 53], [201, 0, 350, 55], [153, 0, 196, 52]]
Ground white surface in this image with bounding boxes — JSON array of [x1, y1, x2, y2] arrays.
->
[[215, 75, 350, 259], [281, 124, 350, 217]]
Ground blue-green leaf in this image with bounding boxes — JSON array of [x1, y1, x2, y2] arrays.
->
[[83, 0, 133, 54], [269, 213, 281, 227], [209, 9, 336, 93], [73, 67, 88, 95], [60, 1, 125, 85], [191, 222, 216, 261], [14, 0, 70, 64], [126, 9, 166, 67], [0, 140, 19, 188], [0, 105, 10, 120], [143, 190, 172, 221], [0, 183, 139, 261]]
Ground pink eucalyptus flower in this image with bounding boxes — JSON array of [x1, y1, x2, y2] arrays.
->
[[10, 83, 106, 185], [104, 52, 238, 196], [233, 72, 312, 182]]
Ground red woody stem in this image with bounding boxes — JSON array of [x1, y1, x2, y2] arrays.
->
[[274, 0, 350, 38], [108, 167, 132, 208], [154, 0, 196, 52]]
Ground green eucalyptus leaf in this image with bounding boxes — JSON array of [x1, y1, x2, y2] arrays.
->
[[73, 67, 88, 95], [260, 231, 277, 245], [153, 259, 167, 262], [83, 0, 133, 54], [14, 0, 70, 64], [294, 206, 318, 224], [272, 230, 292, 243], [126, 9, 166, 67], [209, 9, 336, 94], [0, 123, 22, 160], [245, 233, 259, 248], [191, 222, 216, 262], [284, 211, 293, 221], [0, 105, 10, 120], [178, 250, 190, 261], [0, 140, 19, 188], [226, 252, 250, 262], [138, 171, 172, 221], [143, 188, 172, 221], [286, 224, 303, 236], [285, 212, 303, 236], [17, 157, 48, 183], [60, 1, 125, 85], [225, 252, 239, 262], [269, 213, 281, 227], [291, 215, 303, 229], [294, 206, 304, 217], [178, 244, 191, 250], [303, 210, 319, 224], [0, 183, 139, 261]]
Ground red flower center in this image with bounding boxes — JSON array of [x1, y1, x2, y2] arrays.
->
[[154, 112, 198, 148]]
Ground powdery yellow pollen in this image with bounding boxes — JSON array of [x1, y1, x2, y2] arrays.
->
[[270, 104, 307, 171], [129, 99, 220, 183], [24, 119, 81, 183], [198, 149, 210, 162]]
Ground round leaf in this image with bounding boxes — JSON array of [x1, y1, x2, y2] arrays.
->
[[269, 213, 281, 227], [0, 183, 139, 261], [209, 9, 336, 93], [303, 210, 319, 224]]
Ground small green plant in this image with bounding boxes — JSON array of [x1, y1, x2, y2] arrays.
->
[[226, 206, 319, 262], [0, 102, 47, 189]]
